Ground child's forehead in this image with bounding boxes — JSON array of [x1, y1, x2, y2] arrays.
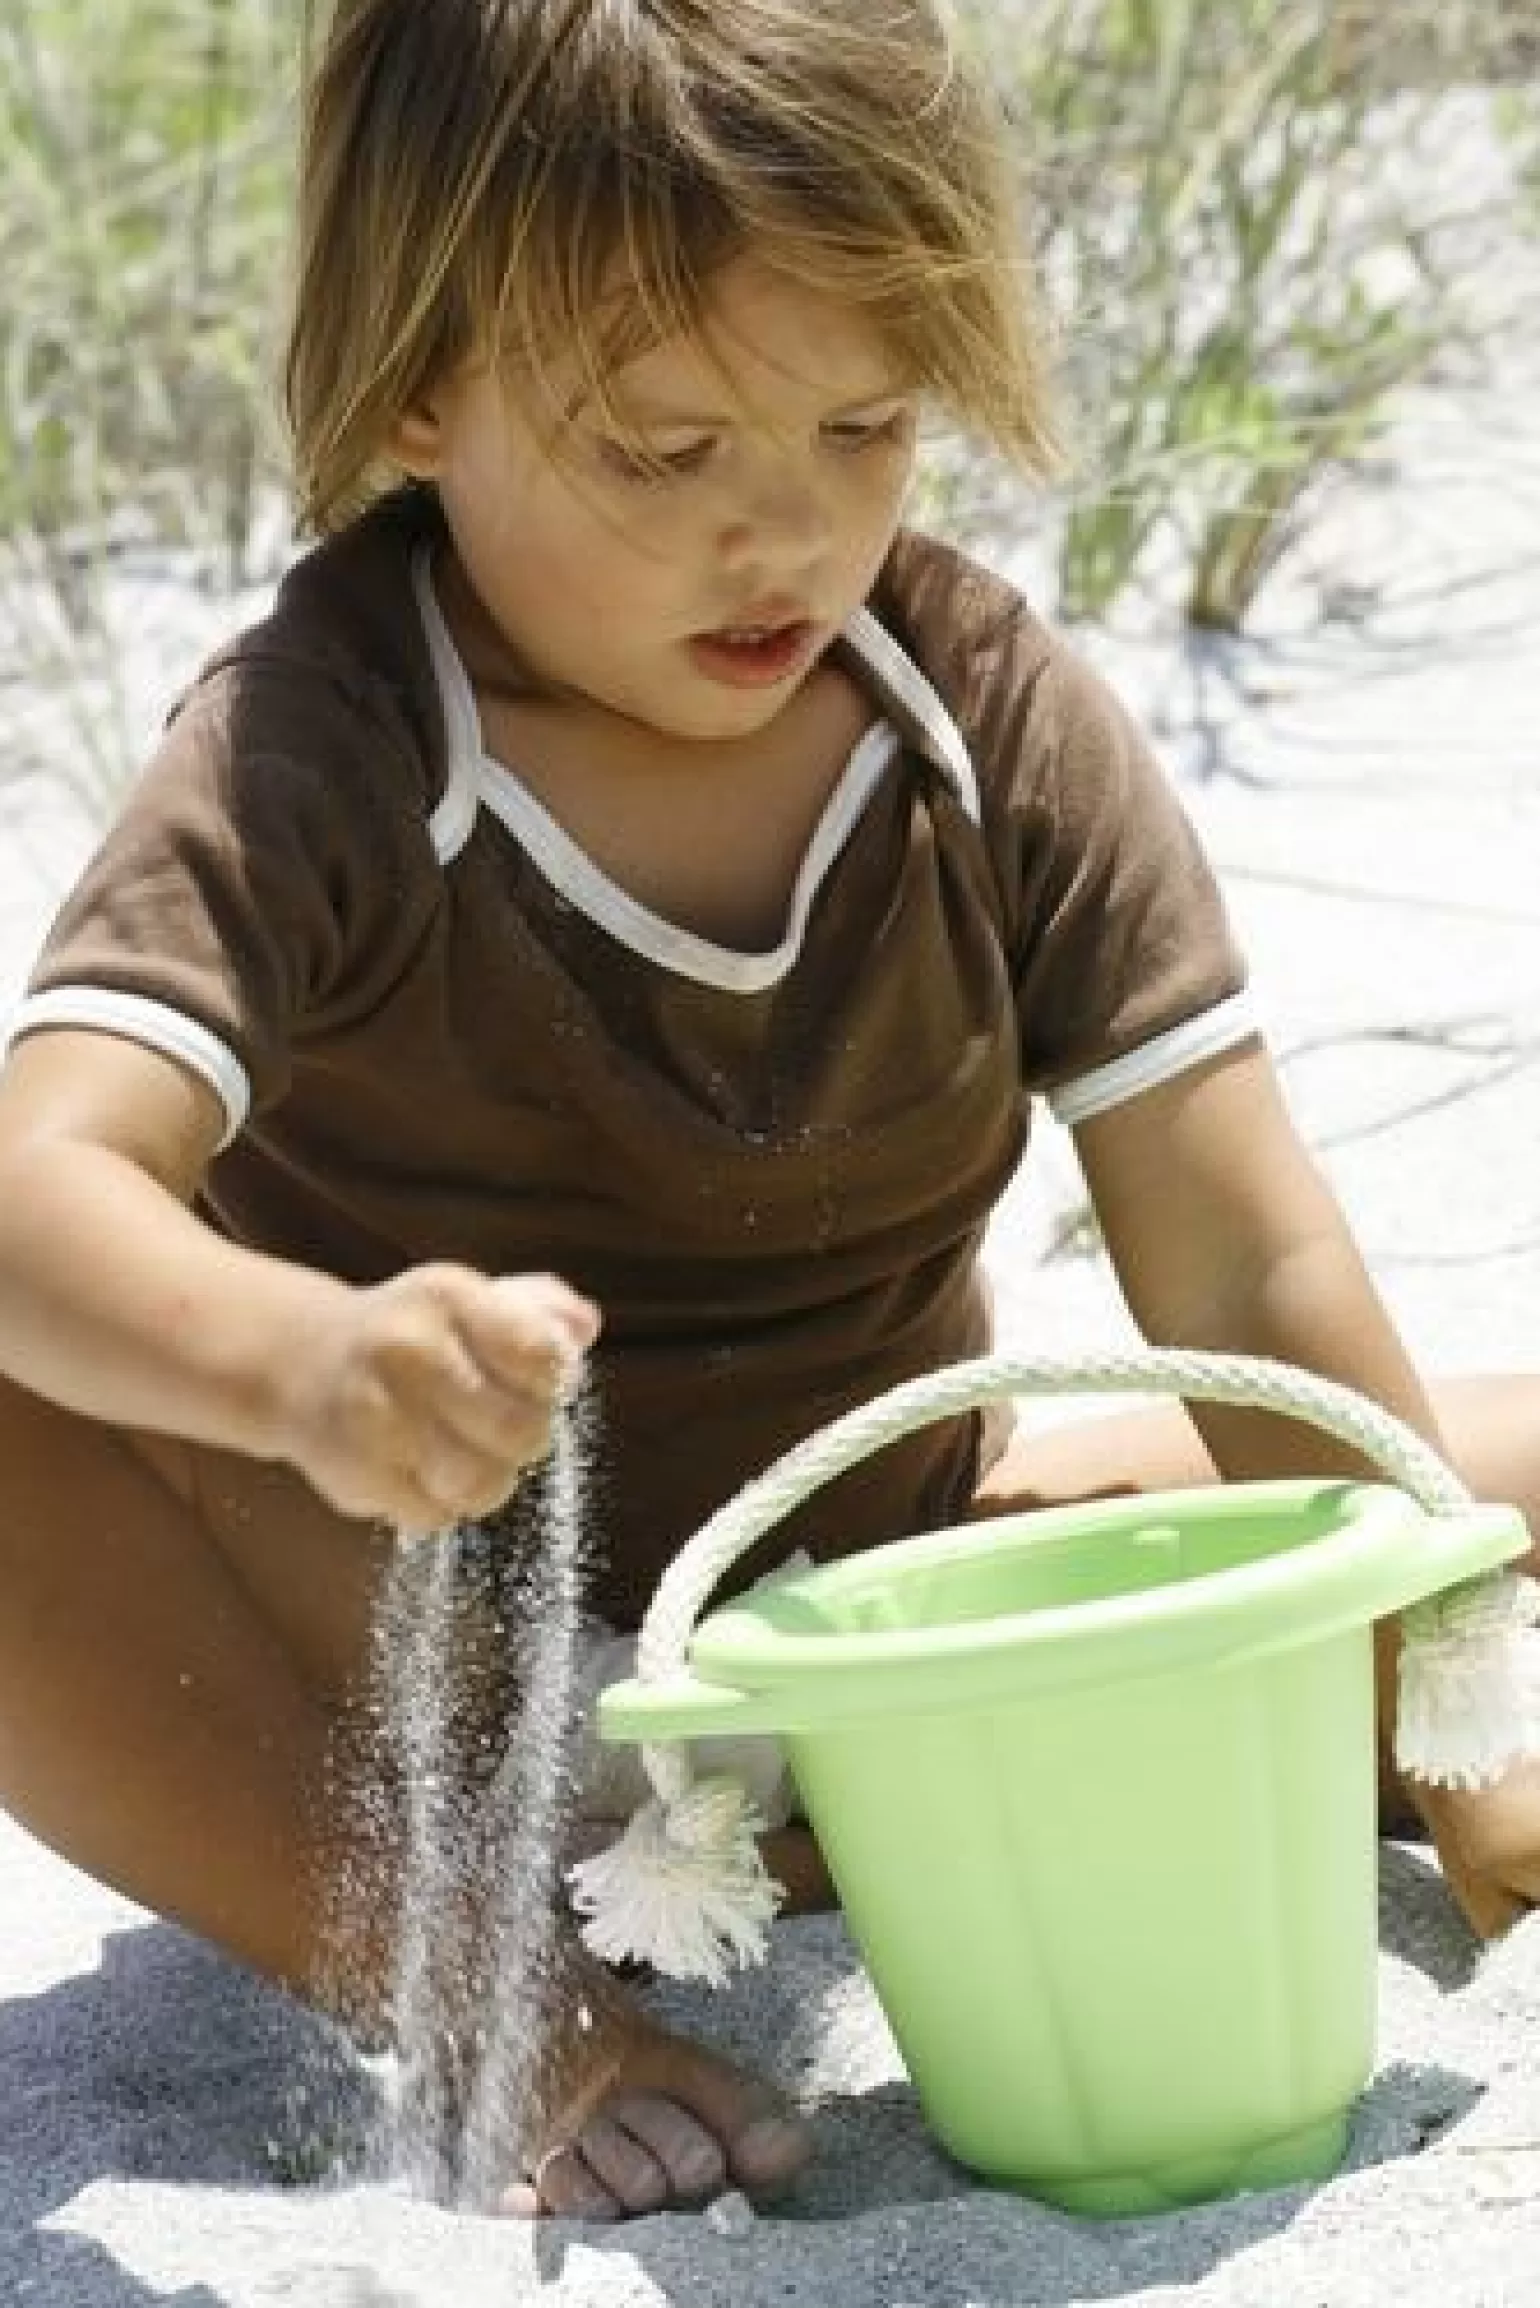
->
[[584, 262, 910, 424]]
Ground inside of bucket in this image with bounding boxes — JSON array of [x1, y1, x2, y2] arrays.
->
[[759, 1482, 1367, 1638]]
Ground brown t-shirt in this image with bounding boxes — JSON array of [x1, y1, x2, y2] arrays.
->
[[13, 493, 1250, 1622]]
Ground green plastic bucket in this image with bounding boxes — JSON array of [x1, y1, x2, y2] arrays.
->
[[596, 1353, 1529, 2215]]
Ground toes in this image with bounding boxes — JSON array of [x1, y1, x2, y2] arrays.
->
[[725, 2104, 810, 2194], [502, 2142, 621, 2222], [603, 2092, 727, 2202], [622, 2038, 808, 2196], [564, 2110, 673, 2214], [504, 2085, 799, 2222], [505, 2096, 726, 2221], [503, 1955, 810, 2221]]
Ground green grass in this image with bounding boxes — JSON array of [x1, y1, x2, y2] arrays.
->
[[2, 0, 1537, 803], [0, 0, 300, 577], [968, 0, 1540, 629]]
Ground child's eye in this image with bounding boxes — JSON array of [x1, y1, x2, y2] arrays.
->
[[822, 408, 915, 455], [597, 435, 716, 485]]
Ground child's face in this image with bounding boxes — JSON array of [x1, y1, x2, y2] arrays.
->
[[401, 259, 920, 743]]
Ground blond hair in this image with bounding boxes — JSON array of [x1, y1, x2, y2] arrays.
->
[[285, 0, 1062, 534]]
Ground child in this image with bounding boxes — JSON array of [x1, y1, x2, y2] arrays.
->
[[0, 0, 1537, 2225]]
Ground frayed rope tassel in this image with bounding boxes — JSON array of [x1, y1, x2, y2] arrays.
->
[[1396, 1571, 1540, 1792], [568, 1775, 781, 1987]]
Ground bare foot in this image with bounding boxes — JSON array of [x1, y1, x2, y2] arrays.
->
[[501, 1951, 810, 2220], [1411, 1760, 1540, 1941]]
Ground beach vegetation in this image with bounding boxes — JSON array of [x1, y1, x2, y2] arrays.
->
[[1, 0, 1536, 798]]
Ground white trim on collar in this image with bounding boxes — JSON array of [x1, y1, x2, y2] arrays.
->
[[410, 549, 989, 991], [476, 723, 899, 992], [415, 555, 483, 865], [839, 605, 981, 823], [414, 550, 983, 866]]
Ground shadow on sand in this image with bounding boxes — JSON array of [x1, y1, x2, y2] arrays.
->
[[0, 1854, 1488, 2308], [0, 1916, 371, 2307]]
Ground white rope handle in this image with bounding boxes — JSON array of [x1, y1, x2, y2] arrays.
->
[[632, 1347, 1470, 1806]]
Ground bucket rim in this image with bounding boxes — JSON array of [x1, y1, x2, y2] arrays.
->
[[599, 1479, 1528, 1740]]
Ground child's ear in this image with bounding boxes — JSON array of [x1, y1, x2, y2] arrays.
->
[[388, 396, 447, 480]]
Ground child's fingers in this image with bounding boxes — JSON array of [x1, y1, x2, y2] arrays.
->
[[428, 1312, 594, 1478], [297, 1268, 600, 1525], [455, 1271, 601, 1394], [408, 1400, 588, 1524], [398, 1278, 599, 1520]]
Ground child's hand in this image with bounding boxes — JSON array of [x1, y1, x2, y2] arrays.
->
[[1406, 1763, 1540, 1939], [273, 1266, 599, 1529]]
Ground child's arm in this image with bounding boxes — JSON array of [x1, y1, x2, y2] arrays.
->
[[1073, 1034, 1443, 1473], [1075, 1032, 1540, 1933], [0, 1029, 597, 1531]]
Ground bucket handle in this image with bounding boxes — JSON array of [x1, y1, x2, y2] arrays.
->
[[569, 1348, 1538, 1983], [633, 1347, 1471, 1710]]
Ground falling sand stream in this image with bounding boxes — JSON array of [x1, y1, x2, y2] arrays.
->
[[365, 1386, 595, 2208]]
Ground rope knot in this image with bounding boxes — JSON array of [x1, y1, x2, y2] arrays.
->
[[568, 1776, 781, 1988]]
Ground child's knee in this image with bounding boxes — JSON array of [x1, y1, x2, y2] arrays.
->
[[0, 1372, 222, 1557]]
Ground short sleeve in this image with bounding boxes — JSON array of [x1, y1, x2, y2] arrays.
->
[[872, 530, 1252, 1124], [992, 636, 1252, 1117], [10, 659, 436, 1138]]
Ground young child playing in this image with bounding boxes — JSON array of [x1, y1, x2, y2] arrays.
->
[[1, 0, 1538, 2226]]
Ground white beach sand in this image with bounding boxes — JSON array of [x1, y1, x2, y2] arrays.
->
[[3, 270, 1540, 2307]]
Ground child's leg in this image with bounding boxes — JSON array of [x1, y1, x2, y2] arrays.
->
[[0, 1374, 366, 1992], [0, 1374, 806, 2217], [973, 1371, 1540, 1553], [1420, 1374, 1540, 1558]]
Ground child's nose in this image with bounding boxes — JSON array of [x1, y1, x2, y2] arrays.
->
[[719, 464, 832, 573]]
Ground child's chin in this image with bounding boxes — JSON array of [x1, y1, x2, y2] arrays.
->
[[650, 679, 802, 740]]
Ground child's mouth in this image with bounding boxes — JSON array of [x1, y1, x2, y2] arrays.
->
[[688, 620, 817, 689]]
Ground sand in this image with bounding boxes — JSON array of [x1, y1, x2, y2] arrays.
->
[[3, 200, 1540, 2308]]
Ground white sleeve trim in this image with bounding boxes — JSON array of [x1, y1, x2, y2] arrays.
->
[[1048, 990, 1259, 1127], [3, 988, 251, 1149]]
